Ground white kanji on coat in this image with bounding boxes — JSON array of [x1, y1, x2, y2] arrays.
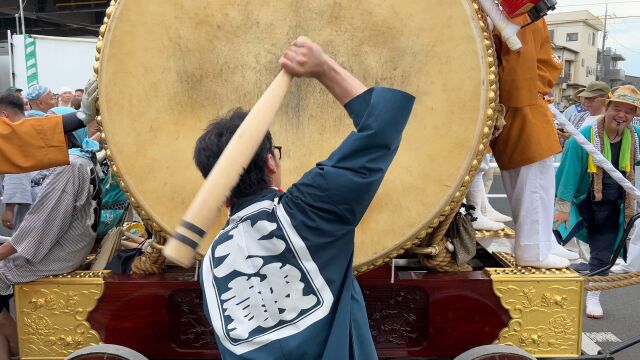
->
[[221, 262, 318, 340], [214, 220, 286, 278]]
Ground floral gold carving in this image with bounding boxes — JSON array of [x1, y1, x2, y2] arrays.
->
[[15, 271, 109, 359], [485, 267, 583, 357]]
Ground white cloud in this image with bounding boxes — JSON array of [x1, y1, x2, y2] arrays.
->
[[555, 0, 640, 76]]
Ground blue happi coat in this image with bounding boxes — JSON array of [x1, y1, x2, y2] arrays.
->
[[201, 87, 415, 359]]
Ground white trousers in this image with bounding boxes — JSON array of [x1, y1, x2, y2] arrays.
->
[[619, 168, 640, 271], [470, 155, 491, 193], [615, 225, 640, 272], [501, 156, 555, 262]]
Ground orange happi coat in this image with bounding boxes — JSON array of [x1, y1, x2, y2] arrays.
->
[[0, 115, 69, 174], [490, 15, 562, 170]]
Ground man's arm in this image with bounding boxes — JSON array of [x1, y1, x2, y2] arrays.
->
[[0, 242, 16, 261], [553, 132, 589, 228], [62, 77, 98, 133], [279, 37, 366, 105], [0, 78, 97, 174], [281, 38, 415, 226], [0, 169, 28, 226]]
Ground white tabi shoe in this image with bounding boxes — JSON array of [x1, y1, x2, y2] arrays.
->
[[472, 212, 506, 231], [467, 190, 505, 231], [481, 194, 512, 223], [551, 242, 580, 261], [586, 290, 604, 319], [610, 264, 629, 274], [516, 254, 570, 269]]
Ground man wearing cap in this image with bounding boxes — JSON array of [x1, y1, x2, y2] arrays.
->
[[0, 79, 98, 174], [4, 87, 22, 96], [58, 87, 73, 107], [554, 85, 640, 319], [25, 85, 56, 117], [569, 81, 610, 130]]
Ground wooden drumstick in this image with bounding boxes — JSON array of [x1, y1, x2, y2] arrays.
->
[[162, 69, 292, 267]]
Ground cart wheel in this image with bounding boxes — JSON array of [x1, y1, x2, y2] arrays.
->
[[454, 345, 537, 360], [64, 344, 148, 360]]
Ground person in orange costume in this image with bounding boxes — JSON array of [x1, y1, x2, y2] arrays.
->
[[490, 14, 577, 268], [0, 79, 97, 174]]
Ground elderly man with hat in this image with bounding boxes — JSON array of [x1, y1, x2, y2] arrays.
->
[[570, 81, 610, 130], [25, 85, 56, 117], [554, 85, 640, 319]]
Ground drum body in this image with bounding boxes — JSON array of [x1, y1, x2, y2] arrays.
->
[[97, 0, 497, 273]]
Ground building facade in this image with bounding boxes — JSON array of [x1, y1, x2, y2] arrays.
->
[[598, 47, 626, 88], [546, 11, 603, 107]]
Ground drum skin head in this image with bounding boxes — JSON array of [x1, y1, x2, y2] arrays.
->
[[97, 0, 497, 273]]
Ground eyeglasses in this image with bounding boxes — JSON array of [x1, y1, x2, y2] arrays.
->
[[272, 146, 282, 160]]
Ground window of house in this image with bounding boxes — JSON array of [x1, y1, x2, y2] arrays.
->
[[582, 58, 585, 67], [592, 32, 596, 46], [549, 29, 555, 42], [567, 33, 578, 41], [564, 60, 572, 80]]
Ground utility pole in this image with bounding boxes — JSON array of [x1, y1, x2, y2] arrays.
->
[[600, 3, 608, 82], [18, 0, 26, 35]]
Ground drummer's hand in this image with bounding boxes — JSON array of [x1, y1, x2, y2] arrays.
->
[[80, 77, 98, 123], [553, 210, 569, 230], [279, 36, 328, 78]]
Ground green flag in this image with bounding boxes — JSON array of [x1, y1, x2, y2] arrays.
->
[[24, 34, 38, 87]]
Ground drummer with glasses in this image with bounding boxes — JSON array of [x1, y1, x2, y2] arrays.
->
[[195, 37, 415, 359]]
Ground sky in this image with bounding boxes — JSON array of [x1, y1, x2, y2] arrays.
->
[[554, 0, 640, 76]]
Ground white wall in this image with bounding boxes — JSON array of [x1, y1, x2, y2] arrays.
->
[[0, 55, 10, 92], [12, 34, 97, 92]]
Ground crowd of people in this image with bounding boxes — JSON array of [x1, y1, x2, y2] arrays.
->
[[552, 82, 640, 319], [0, 80, 126, 358]]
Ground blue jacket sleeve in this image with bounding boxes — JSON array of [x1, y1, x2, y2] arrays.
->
[[284, 87, 415, 226], [556, 126, 590, 202]]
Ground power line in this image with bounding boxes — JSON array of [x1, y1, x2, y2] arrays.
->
[[557, 1, 640, 7], [606, 32, 640, 53]]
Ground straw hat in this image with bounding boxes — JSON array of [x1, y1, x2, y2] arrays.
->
[[606, 85, 640, 115]]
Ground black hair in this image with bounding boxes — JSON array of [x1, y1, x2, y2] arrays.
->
[[194, 108, 274, 200], [0, 93, 24, 113]]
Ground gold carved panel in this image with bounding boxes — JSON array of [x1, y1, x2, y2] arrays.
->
[[486, 266, 583, 358], [14, 271, 110, 360]]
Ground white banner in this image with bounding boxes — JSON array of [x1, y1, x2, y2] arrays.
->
[[12, 34, 97, 92]]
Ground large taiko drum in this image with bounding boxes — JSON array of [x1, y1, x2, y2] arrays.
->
[[96, 0, 497, 273]]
